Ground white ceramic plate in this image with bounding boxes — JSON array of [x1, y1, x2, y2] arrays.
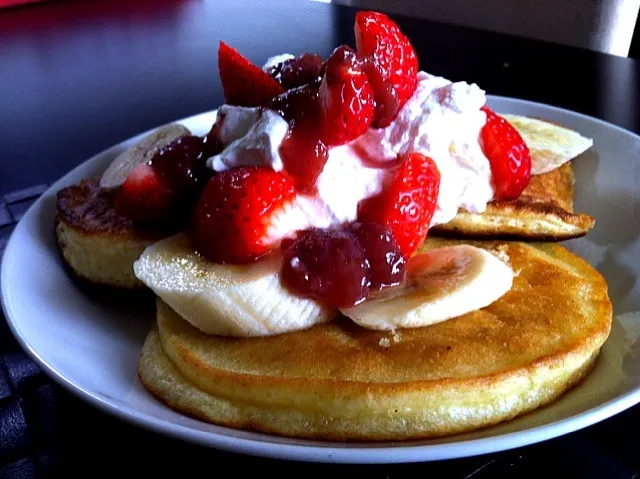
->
[[2, 97, 640, 464]]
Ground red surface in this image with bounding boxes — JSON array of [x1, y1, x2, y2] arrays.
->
[[0, 0, 46, 8]]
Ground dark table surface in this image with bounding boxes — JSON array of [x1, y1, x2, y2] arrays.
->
[[1, 0, 640, 477]]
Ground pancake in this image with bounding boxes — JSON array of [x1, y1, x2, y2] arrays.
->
[[138, 238, 611, 441], [431, 163, 595, 241], [500, 114, 594, 175], [55, 178, 178, 289]]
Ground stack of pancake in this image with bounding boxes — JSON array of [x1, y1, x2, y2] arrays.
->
[[55, 115, 612, 441]]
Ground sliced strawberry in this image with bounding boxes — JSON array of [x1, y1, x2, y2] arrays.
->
[[114, 136, 211, 224], [113, 163, 176, 223], [190, 166, 296, 264], [218, 41, 285, 107], [480, 106, 532, 201], [358, 153, 440, 258], [354, 11, 419, 127], [318, 45, 375, 147]]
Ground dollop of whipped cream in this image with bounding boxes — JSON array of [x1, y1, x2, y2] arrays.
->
[[353, 71, 493, 226], [207, 106, 289, 172], [206, 68, 494, 236]]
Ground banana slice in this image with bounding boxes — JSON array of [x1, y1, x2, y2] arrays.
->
[[100, 124, 191, 190], [341, 245, 514, 331], [134, 233, 336, 337], [500, 114, 593, 175]]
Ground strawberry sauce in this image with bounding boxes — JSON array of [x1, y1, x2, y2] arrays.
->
[[269, 85, 328, 193], [266, 53, 324, 90], [280, 222, 405, 308]]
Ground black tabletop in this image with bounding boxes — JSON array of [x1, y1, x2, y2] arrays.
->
[[1, 0, 640, 477]]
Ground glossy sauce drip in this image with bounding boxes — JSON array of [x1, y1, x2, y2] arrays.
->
[[266, 53, 325, 90], [280, 222, 405, 308], [269, 85, 328, 193], [149, 135, 212, 201]]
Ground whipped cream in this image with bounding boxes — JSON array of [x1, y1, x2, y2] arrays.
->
[[262, 53, 295, 71], [266, 148, 390, 242], [205, 68, 494, 238], [207, 106, 289, 172], [354, 71, 493, 226]]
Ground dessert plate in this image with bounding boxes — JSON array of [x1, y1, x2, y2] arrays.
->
[[2, 97, 640, 464]]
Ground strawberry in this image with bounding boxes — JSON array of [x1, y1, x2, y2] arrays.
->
[[114, 136, 211, 224], [358, 153, 440, 258], [318, 45, 375, 147], [113, 163, 176, 223], [190, 166, 296, 264], [480, 106, 532, 201], [218, 41, 285, 107], [354, 11, 419, 127]]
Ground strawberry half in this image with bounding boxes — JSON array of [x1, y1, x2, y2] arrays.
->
[[190, 166, 296, 264], [113, 163, 176, 223], [218, 41, 285, 107], [480, 106, 532, 201], [319, 45, 375, 147], [354, 11, 419, 127], [358, 153, 440, 258]]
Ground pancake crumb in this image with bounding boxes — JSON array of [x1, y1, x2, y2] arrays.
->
[[490, 245, 512, 267], [379, 331, 402, 348]]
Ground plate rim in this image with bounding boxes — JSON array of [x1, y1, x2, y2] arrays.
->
[[2, 95, 640, 464]]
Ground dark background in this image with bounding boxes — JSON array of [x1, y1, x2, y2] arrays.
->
[[1, 0, 640, 477]]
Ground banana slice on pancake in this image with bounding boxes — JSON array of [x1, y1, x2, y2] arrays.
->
[[135, 232, 513, 337], [501, 114, 594, 175], [133, 233, 336, 336], [100, 124, 191, 190], [341, 245, 513, 331]]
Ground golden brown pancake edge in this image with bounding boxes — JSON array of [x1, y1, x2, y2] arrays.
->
[[54, 178, 178, 289], [138, 239, 612, 441], [432, 163, 595, 241]]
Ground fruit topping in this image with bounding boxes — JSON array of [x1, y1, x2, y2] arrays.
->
[[218, 41, 285, 107], [348, 222, 405, 292], [480, 107, 532, 201], [114, 135, 210, 223], [280, 222, 405, 308], [266, 53, 325, 89], [266, 45, 375, 193], [279, 129, 328, 194], [318, 45, 375, 147], [269, 85, 328, 193], [114, 163, 175, 223], [100, 124, 191, 190], [354, 11, 419, 127], [150, 135, 211, 200], [280, 227, 370, 308], [135, 234, 336, 337], [201, 122, 225, 159], [190, 166, 296, 264], [358, 152, 440, 258], [341, 244, 514, 331]]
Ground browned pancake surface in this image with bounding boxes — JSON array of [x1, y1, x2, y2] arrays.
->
[[139, 239, 612, 440], [55, 178, 179, 289], [432, 163, 595, 240], [55, 177, 174, 239]]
